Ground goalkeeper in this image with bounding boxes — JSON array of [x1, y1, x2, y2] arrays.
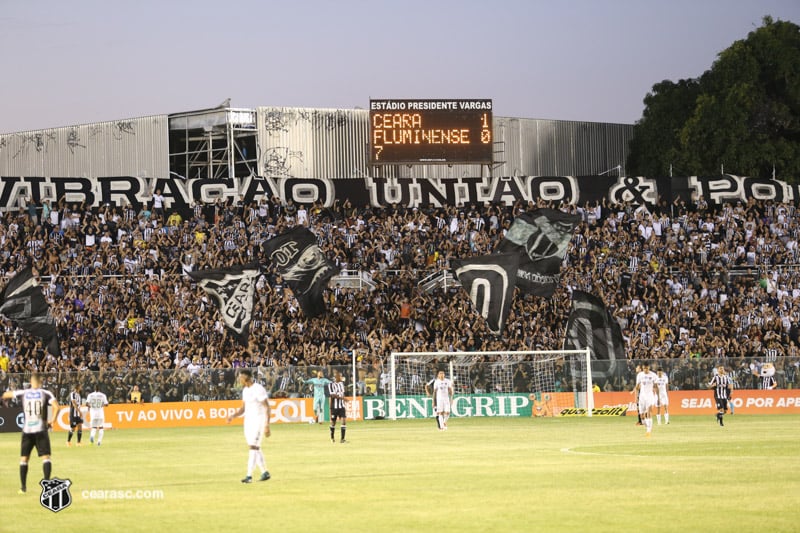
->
[[306, 370, 332, 424]]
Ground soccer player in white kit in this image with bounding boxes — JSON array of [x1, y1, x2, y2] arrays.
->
[[634, 363, 657, 437], [654, 368, 670, 425], [433, 370, 454, 431], [227, 369, 271, 483], [85, 388, 109, 446]]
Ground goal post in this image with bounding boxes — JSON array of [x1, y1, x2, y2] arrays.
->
[[388, 349, 594, 420]]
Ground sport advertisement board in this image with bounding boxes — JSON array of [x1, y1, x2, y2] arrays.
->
[[3, 391, 795, 433]]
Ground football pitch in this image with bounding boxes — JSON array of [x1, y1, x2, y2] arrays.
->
[[1, 415, 799, 533]]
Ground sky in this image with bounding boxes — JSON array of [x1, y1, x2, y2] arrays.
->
[[2, 0, 799, 133]]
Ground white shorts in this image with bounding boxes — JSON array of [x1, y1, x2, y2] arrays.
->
[[658, 393, 669, 407], [435, 396, 451, 413], [90, 416, 104, 429], [638, 395, 656, 414], [244, 417, 266, 447]]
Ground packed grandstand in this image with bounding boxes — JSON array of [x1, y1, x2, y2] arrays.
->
[[0, 191, 798, 406]]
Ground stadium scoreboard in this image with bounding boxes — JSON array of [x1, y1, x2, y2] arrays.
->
[[369, 99, 493, 165]]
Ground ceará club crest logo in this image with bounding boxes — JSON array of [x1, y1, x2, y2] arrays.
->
[[40, 478, 73, 513]]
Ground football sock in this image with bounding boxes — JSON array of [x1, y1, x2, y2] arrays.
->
[[341, 426, 346, 441], [438, 415, 444, 428], [20, 462, 28, 490], [656, 414, 661, 424], [90, 429, 97, 441], [330, 425, 335, 440], [444, 413, 449, 425], [98, 429, 104, 444], [256, 450, 267, 473], [67, 430, 74, 443], [665, 414, 669, 424], [77, 429, 82, 443], [43, 459, 51, 480], [247, 450, 257, 477]]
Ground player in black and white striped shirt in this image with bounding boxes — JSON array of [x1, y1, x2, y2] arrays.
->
[[708, 366, 732, 427], [66, 384, 84, 446], [326, 372, 348, 443], [2, 373, 59, 494]]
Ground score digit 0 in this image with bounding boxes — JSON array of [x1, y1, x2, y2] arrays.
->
[[481, 113, 491, 144]]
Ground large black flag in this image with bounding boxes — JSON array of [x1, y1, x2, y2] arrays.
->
[[451, 253, 519, 335], [497, 208, 580, 297], [564, 291, 626, 380], [188, 263, 260, 345], [0, 266, 60, 356], [262, 227, 339, 318]]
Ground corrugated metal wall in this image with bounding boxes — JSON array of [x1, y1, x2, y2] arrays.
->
[[0, 115, 169, 179], [1, 108, 633, 182], [257, 106, 633, 179], [257, 107, 370, 179]]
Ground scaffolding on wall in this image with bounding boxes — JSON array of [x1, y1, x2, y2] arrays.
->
[[168, 107, 259, 180]]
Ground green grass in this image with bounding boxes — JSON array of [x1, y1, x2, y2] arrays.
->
[[2, 415, 799, 533]]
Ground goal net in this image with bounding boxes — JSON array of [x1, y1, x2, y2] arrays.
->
[[388, 349, 593, 419]]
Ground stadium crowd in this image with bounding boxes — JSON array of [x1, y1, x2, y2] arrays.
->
[[1, 192, 800, 402]]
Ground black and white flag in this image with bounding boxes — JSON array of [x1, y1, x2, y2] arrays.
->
[[0, 266, 60, 356], [262, 227, 339, 318], [564, 291, 626, 380], [188, 263, 259, 345], [451, 253, 519, 335], [497, 209, 580, 297]]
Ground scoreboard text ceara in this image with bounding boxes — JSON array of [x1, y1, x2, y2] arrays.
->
[[369, 99, 493, 165]]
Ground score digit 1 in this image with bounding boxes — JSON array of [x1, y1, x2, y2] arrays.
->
[[480, 113, 491, 144]]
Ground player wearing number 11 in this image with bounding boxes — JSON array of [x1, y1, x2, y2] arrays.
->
[[1, 373, 59, 494]]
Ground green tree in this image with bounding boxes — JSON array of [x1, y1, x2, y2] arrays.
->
[[626, 78, 702, 176], [628, 16, 800, 181]]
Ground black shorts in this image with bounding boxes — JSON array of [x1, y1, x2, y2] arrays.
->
[[70, 415, 83, 428], [715, 397, 729, 411], [21, 431, 52, 458], [330, 407, 347, 420]]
